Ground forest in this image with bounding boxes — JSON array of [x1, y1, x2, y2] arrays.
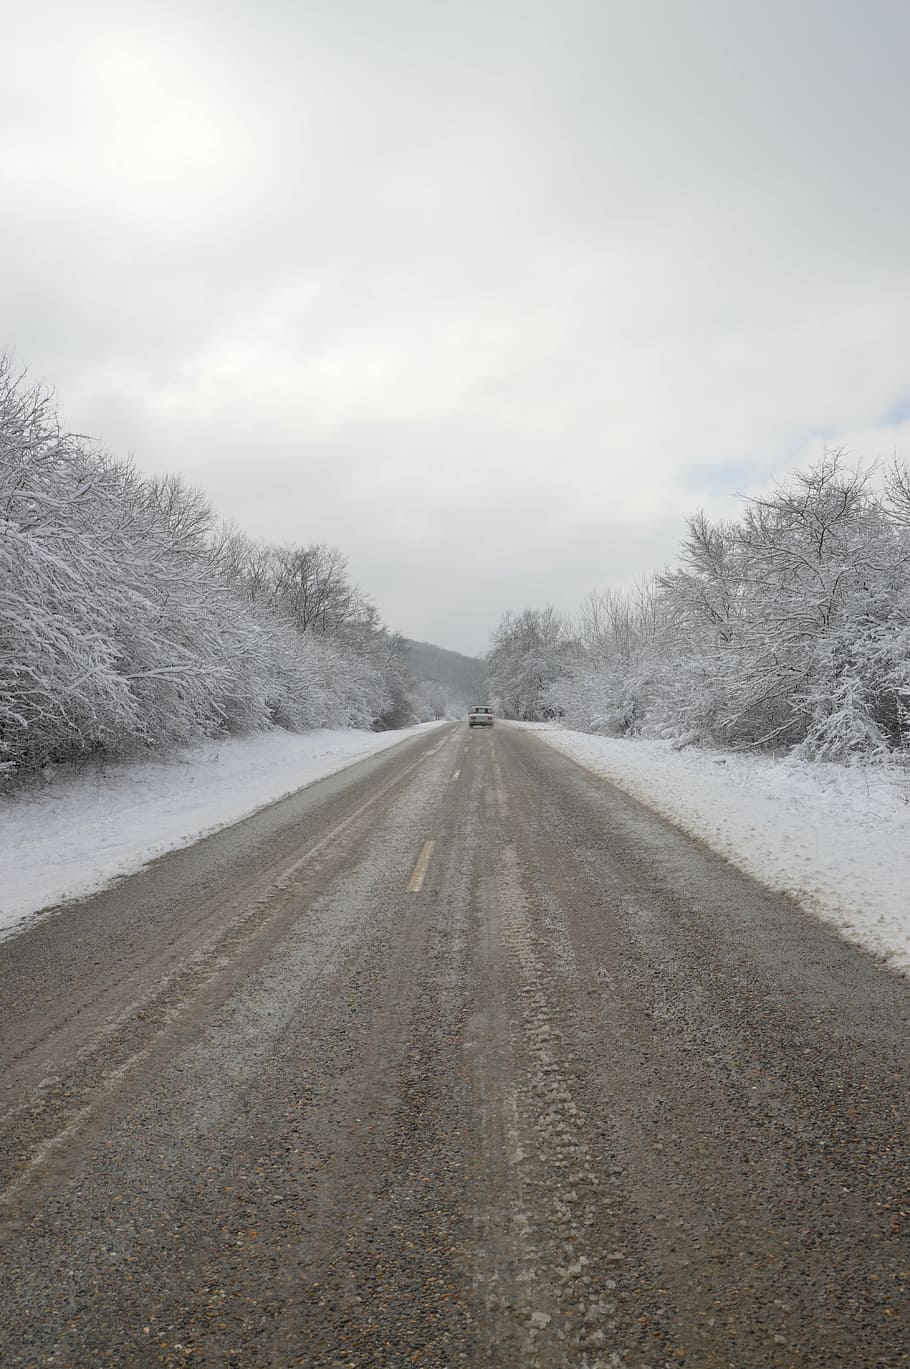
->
[[487, 454, 910, 761], [0, 359, 415, 779]]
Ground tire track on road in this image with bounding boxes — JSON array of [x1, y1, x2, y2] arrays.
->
[[0, 728, 456, 1214]]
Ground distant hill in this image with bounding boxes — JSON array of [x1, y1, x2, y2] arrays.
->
[[405, 639, 489, 719]]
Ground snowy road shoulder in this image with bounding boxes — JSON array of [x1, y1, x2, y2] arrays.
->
[[0, 723, 443, 940], [526, 724, 910, 976]]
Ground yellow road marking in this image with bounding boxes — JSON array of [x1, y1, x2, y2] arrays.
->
[[406, 839, 436, 893], [492, 757, 509, 815]]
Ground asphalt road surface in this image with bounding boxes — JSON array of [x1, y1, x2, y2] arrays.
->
[[1, 722, 907, 1368]]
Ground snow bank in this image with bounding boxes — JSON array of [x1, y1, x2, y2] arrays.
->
[[0, 724, 442, 940], [529, 725, 910, 976]]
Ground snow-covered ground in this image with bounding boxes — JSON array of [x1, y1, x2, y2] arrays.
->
[[5, 719, 908, 976], [528, 724, 910, 976], [0, 724, 442, 941]]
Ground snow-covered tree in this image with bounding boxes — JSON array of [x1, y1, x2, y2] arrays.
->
[[487, 607, 576, 720], [486, 452, 910, 761], [0, 357, 418, 779], [547, 583, 666, 735], [659, 454, 910, 756]]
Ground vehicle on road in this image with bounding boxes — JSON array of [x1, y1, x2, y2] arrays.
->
[[468, 705, 494, 727]]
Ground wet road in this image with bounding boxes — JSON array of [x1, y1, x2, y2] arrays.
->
[[1, 722, 908, 1367]]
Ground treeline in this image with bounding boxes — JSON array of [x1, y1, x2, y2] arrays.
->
[[488, 455, 910, 761], [0, 358, 412, 778]]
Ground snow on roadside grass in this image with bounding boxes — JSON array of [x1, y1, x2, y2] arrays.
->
[[527, 724, 910, 976], [0, 724, 443, 940]]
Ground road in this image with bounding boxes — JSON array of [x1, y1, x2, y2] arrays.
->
[[0, 722, 907, 1368]]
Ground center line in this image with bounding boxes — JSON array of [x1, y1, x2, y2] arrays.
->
[[406, 839, 436, 892]]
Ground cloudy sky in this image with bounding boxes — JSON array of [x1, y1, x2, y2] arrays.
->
[[4, 0, 910, 654]]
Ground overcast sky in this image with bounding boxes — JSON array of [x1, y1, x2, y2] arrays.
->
[[4, 0, 910, 655]]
